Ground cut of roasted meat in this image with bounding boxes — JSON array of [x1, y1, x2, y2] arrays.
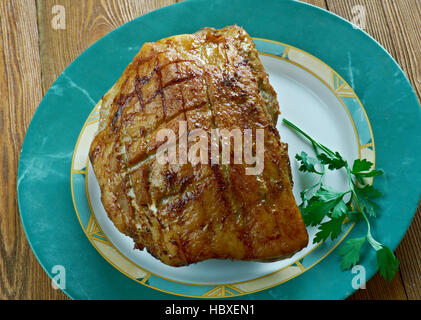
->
[[89, 25, 308, 267]]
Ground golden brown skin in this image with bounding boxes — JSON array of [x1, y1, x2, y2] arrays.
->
[[89, 25, 308, 267]]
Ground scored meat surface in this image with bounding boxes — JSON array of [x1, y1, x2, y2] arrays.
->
[[89, 25, 308, 267]]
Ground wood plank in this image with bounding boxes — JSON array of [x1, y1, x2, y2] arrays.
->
[[387, 4, 421, 299], [347, 272, 408, 300], [397, 203, 421, 300], [325, 0, 400, 58], [33, 0, 177, 299], [381, 0, 421, 99], [301, 0, 328, 9], [324, 0, 421, 98], [0, 0, 66, 299], [37, 0, 178, 93], [302, 0, 407, 302], [382, 4, 421, 298], [12, 0, 416, 300], [325, 0, 421, 300]]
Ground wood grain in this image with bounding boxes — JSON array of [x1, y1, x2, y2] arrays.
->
[[0, 0, 65, 299], [397, 203, 421, 300], [324, 0, 421, 301], [380, 0, 421, 300], [2, 0, 176, 300], [37, 0, 178, 92], [1, 0, 419, 299], [301, 0, 327, 8]]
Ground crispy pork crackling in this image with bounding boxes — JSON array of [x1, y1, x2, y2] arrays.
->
[[89, 25, 309, 267]]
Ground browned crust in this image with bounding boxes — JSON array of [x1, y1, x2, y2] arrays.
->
[[89, 25, 308, 267]]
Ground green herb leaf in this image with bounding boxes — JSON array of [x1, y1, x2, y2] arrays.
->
[[347, 210, 363, 222], [302, 188, 346, 226], [355, 169, 384, 178], [317, 153, 347, 170], [295, 152, 322, 174], [314, 216, 345, 243], [376, 246, 399, 282], [314, 185, 345, 201], [352, 159, 373, 173], [331, 199, 348, 218], [357, 184, 383, 199], [355, 187, 380, 217], [302, 196, 336, 226], [338, 237, 366, 270], [351, 159, 383, 178], [282, 118, 397, 282]]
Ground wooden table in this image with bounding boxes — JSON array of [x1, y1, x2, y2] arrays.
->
[[1, 0, 419, 300]]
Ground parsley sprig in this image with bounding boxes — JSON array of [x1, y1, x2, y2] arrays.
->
[[282, 118, 399, 282]]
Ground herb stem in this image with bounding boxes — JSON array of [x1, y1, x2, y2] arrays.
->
[[283, 117, 397, 281], [346, 158, 382, 251], [282, 118, 339, 160]]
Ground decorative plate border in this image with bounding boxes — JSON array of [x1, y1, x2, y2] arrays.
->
[[70, 38, 376, 298]]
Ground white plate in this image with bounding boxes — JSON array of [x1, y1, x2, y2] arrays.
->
[[86, 53, 358, 285]]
